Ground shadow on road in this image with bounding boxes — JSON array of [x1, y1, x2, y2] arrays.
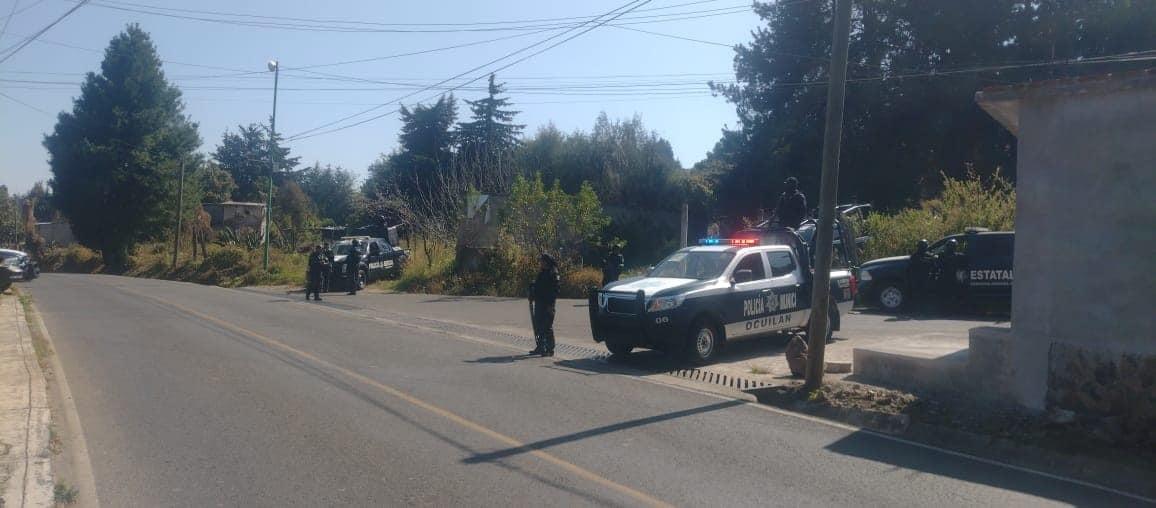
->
[[823, 432, 1141, 506], [464, 354, 539, 364], [463, 399, 744, 465], [420, 295, 518, 304]]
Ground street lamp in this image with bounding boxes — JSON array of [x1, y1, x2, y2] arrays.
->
[[264, 59, 279, 271]]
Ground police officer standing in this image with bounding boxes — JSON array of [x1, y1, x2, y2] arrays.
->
[[321, 242, 335, 293], [907, 239, 933, 311], [528, 253, 560, 357], [935, 238, 966, 309], [774, 176, 808, 229], [601, 244, 624, 287], [306, 245, 327, 301], [346, 239, 363, 296]]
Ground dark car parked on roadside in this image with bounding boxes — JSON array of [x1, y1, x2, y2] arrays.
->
[[857, 229, 1014, 311], [0, 249, 39, 281], [330, 236, 409, 291]]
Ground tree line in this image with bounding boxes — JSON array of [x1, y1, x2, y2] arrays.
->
[[33, 1, 1156, 270]]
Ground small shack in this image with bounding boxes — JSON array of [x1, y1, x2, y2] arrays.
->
[[202, 201, 266, 238]]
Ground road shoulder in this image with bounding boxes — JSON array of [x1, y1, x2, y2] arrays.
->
[[0, 293, 53, 507]]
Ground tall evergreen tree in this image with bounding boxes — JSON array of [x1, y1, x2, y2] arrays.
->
[[212, 122, 300, 202], [43, 24, 200, 269], [457, 74, 524, 192]]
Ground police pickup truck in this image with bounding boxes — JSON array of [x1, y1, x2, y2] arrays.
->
[[588, 233, 857, 364], [858, 229, 1013, 311], [331, 236, 409, 290]]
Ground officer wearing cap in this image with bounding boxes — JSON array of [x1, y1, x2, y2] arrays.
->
[[907, 239, 933, 310], [528, 253, 560, 357], [601, 244, 624, 287], [346, 239, 363, 296], [774, 177, 808, 229], [306, 245, 327, 301]]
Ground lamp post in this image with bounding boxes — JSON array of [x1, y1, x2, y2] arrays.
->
[[264, 59, 279, 270]]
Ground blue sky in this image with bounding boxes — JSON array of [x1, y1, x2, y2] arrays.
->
[[0, 0, 765, 194]]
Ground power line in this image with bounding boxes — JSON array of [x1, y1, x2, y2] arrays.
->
[[0, 0, 21, 44], [287, 0, 654, 141], [0, 0, 89, 65], [89, 0, 748, 34], [0, 89, 52, 115], [0, 0, 47, 21], [93, 0, 733, 29]]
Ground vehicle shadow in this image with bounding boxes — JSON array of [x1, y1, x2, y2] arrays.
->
[[462, 399, 744, 465], [822, 431, 1142, 505], [463, 354, 540, 364], [420, 295, 519, 304]]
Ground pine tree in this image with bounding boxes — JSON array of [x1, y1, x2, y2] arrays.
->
[[456, 74, 524, 193], [43, 24, 200, 269]]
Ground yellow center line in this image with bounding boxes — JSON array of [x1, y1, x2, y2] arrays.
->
[[115, 285, 673, 508]]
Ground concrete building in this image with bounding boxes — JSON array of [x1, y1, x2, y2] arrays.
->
[[202, 201, 266, 238], [971, 69, 1156, 423], [35, 222, 75, 246]]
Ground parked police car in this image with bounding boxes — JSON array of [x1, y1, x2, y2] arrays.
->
[[858, 229, 1013, 311], [588, 233, 857, 364], [331, 236, 408, 290], [0, 249, 39, 281]]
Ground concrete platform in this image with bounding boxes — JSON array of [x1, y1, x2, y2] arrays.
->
[[851, 336, 971, 393]]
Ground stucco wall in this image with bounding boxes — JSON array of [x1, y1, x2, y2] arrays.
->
[[1009, 84, 1156, 409]]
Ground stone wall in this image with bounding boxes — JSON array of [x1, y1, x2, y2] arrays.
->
[[1047, 342, 1156, 445]]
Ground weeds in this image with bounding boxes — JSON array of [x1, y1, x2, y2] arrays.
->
[[748, 366, 771, 375], [54, 482, 78, 504], [861, 171, 1015, 260], [16, 290, 53, 370]]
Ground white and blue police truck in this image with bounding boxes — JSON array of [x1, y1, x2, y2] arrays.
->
[[587, 231, 857, 365]]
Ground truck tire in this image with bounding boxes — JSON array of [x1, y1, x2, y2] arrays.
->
[[605, 339, 633, 356], [876, 281, 905, 311], [682, 318, 722, 365], [357, 269, 368, 290]]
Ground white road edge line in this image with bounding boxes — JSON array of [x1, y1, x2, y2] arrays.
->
[[213, 285, 1156, 504]]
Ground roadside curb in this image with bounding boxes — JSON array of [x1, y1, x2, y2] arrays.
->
[[745, 389, 1156, 501], [21, 290, 100, 508], [0, 293, 53, 507]]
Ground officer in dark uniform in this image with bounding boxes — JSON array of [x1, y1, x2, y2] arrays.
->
[[345, 239, 363, 296], [935, 238, 966, 308], [601, 244, 624, 287], [306, 245, 327, 301], [907, 239, 933, 311], [774, 176, 807, 229], [528, 253, 560, 357], [321, 242, 335, 293]]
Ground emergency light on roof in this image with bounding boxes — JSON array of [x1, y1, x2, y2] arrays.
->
[[698, 238, 759, 246]]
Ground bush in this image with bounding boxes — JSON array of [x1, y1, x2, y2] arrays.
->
[[862, 171, 1015, 260], [561, 267, 602, 298], [42, 245, 103, 273]]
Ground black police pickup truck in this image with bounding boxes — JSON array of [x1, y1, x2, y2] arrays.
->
[[588, 232, 857, 365], [331, 236, 409, 290], [858, 229, 1013, 311]]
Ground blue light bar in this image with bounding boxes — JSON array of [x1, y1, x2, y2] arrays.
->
[[697, 238, 759, 246]]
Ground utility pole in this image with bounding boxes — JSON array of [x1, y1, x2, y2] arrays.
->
[[804, 0, 853, 391], [264, 59, 280, 271], [172, 159, 186, 268], [680, 202, 689, 247]]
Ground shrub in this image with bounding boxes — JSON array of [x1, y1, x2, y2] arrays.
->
[[862, 171, 1015, 260], [42, 245, 103, 273], [561, 266, 602, 298]]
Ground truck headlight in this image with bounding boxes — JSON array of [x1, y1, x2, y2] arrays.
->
[[858, 270, 872, 281], [647, 295, 685, 313]]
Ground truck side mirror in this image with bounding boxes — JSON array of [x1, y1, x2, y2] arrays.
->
[[732, 269, 754, 285]]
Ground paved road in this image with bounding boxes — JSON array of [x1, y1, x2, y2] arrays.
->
[[26, 274, 1143, 507]]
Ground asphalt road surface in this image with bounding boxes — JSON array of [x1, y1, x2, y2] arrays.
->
[[26, 274, 1147, 507]]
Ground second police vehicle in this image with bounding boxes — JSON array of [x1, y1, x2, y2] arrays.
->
[[588, 230, 857, 365], [331, 236, 409, 290]]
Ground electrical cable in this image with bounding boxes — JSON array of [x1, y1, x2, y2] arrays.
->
[[0, 0, 89, 64]]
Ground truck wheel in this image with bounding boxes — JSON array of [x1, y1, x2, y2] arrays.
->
[[876, 282, 905, 311], [605, 339, 633, 356], [357, 269, 368, 290], [683, 318, 722, 365]]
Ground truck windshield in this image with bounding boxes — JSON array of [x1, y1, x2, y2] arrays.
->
[[648, 251, 736, 280], [333, 244, 356, 255]]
